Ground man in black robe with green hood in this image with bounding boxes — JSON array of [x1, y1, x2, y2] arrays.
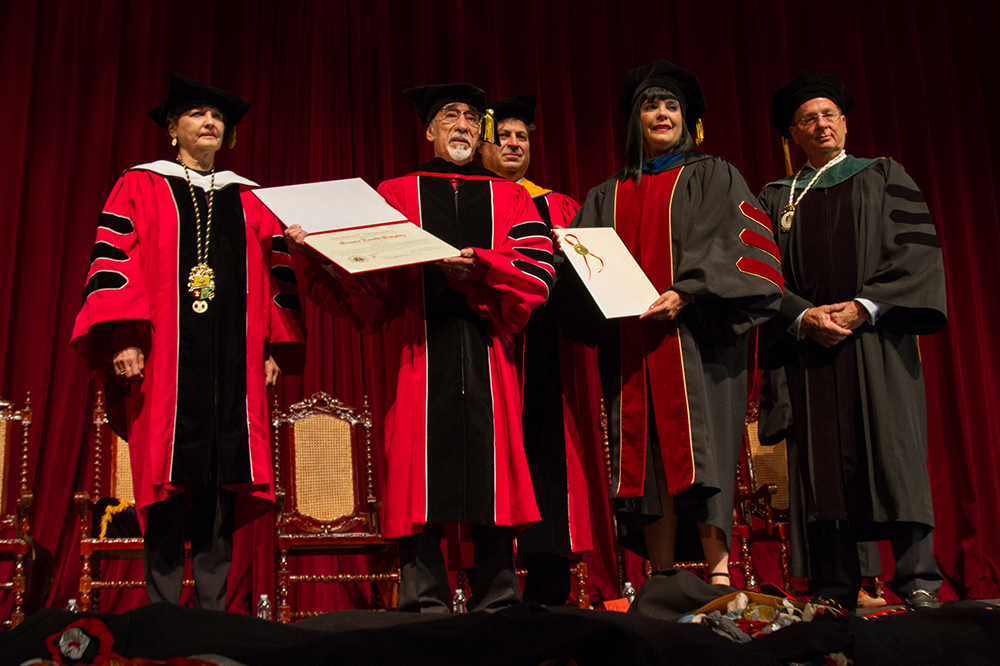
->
[[758, 72, 947, 612]]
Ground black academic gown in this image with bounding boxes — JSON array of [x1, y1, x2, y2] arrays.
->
[[758, 156, 947, 575], [552, 153, 783, 558]]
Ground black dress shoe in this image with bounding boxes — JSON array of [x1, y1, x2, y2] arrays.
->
[[903, 589, 941, 611]]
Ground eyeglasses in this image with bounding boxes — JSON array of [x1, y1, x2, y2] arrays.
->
[[438, 109, 482, 127], [794, 111, 842, 129]]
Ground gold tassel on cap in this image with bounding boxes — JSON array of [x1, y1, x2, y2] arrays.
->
[[480, 109, 496, 145], [228, 127, 238, 149], [695, 118, 704, 146], [782, 137, 792, 177]]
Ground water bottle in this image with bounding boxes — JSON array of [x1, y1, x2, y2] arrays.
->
[[256, 593, 272, 620], [452, 587, 467, 614], [66, 598, 81, 612], [622, 581, 636, 605]]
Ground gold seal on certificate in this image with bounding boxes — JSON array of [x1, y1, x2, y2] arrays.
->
[[564, 233, 605, 280], [554, 228, 658, 319]]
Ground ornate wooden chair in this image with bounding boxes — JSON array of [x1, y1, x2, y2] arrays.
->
[[736, 405, 889, 601], [0, 394, 32, 629], [732, 406, 792, 593], [273, 392, 399, 622], [74, 391, 192, 612]]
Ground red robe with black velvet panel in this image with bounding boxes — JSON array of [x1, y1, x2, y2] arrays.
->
[[515, 179, 598, 555], [72, 161, 306, 531], [304, 158, 550, 539]]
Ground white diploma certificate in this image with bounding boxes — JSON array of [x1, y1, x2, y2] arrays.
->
[[554, 227, 660, 319], [252, 178, 460, 273]]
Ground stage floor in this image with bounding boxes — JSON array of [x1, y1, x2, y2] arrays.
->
[[2, 601, 998, 665]]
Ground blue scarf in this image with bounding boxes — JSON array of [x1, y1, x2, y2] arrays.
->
[[643, 151, 703, 174]]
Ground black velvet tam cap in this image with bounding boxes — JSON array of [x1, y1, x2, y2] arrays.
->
[[403, 83, 488, 125], [769, 71, 854, 138], [619, 59, 706, 134], [148, 72, 251, 130], [490, 95, 537, 126]]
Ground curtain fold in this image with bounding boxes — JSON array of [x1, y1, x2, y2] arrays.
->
[[1, 0, 998, 615]]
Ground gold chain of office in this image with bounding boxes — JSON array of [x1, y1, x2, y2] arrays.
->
[[178, 159, 216, 313], [780, 150, 847, 233]]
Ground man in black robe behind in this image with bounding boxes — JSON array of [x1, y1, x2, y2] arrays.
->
[[480, 95, 598, 605], [758, 72, 947, 612]]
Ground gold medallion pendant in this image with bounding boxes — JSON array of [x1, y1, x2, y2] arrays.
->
[[178, 159, 217, 315], [188, 262, 215, 313], [780, 205, 795, 233]]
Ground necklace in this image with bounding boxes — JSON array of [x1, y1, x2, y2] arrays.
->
[[178, 158, 216, 313], [780, 150, 847, 233]]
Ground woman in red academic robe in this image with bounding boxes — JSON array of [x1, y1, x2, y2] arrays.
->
[[72, 73, 304, 609], [552, 60, 783, 587]]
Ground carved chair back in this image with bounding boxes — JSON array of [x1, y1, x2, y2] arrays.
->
[[732, 405, 793, 593], [276, 392, 377, 535], [0, 396, 31, 536], [272, 392, 399, 620], [743, 419, 790, 514]]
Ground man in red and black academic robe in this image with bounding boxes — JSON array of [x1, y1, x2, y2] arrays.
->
[[480, 95, 600, 605], [758, 72, 947, 612], [288, 83, 552, 612]]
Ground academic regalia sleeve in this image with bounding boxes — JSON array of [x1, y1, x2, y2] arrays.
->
[[672, 158, 784, 341], [451, 183, 554, 337], [775, 289, 815, 327], [757, 185, 816, 329], [857, 159, 947, 334], [71, 171, 154, 377], [243, 190, 307, 375]]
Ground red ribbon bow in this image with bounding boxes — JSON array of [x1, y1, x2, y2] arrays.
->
[[564, 233, 605, 280]]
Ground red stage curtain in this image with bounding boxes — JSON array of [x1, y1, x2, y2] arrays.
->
[[1, 0, 998, 616]]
